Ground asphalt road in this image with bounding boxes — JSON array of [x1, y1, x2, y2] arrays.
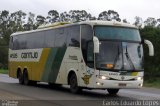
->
[[0, 74, 160, 106]]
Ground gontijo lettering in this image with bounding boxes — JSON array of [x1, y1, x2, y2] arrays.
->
[[21, 52, 38, 59]]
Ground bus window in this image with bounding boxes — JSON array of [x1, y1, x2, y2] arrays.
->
[[13, 36, 19, 50], [26, 32, 45, 49], [81, 25, 93, 49], [18, 34, 27, 49], [81, 25, 93, 62], [66, 25, 80, 47], [55, 28, 67, 47], [87, 42, 94, 68], [9, 36, 13, 49], [45, 29, 56, 48]]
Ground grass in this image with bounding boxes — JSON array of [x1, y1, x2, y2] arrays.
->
[[144, 78, 160, 89], [0, 69, 8, 74]]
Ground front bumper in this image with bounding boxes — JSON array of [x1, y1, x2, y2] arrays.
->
[[94, 79, 143, 89]]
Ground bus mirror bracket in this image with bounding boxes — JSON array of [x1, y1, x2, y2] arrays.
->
[[93, 36, 100, 53], [144, 39, 154, 56]]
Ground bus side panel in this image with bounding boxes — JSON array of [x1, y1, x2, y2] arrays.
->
[[8, 49, 21, 78], [55, 47, 87, 87], [40, 47, 67, 83], [31, 48, 50, 81], [8, 48, 49, 81], [8, 61, 17, 78]]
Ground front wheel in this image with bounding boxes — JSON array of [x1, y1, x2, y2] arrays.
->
[[107, 89, 119, 95], [69, 73, 81, 93]]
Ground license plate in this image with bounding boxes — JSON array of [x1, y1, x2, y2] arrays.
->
[[119, 83, 126, 86]]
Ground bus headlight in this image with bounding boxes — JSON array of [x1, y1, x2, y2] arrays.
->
[[136, 77, 143, 81], [99, 75, 109, 80]]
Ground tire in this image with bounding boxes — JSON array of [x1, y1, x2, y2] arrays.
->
[[18, 71, 23, 84], [107, 89, 119, 95], [23, 70, 30, 85], [69, 73, 81, 93]]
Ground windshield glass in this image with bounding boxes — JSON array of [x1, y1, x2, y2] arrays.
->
[[94, 26, 141, 42], [95, 41, 143, 71], [96, 41, 122, 70]]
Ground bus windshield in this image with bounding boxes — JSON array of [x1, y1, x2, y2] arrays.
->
[[94, 26, 143, 71], [94, 26, 141, 42], [95, 41, 144, 71]]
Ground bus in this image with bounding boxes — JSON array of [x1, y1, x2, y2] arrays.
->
[[8, 21, 154, 94]]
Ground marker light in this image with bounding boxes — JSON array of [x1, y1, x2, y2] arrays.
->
[[106, 64, 113, 69], [96, 82, 103, 85], [99, 76, 109, 80]]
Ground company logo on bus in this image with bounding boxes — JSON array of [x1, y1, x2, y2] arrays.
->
[[121, 76, 125, 80]]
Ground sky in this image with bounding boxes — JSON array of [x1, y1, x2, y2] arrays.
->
[[0, 0, 160, 23]]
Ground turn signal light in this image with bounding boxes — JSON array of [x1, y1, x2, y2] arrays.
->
[[106, 64, 113, 69]]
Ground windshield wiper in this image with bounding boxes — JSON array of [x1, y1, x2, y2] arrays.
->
[[113, 45, 122, 69], [125, 45, 135, 70]]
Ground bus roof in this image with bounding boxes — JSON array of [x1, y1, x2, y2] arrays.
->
[[79, 20, 137, 28], [11, 20, 137, 36]]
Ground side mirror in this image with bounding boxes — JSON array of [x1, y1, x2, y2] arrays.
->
[[93, 36, 100, 53], [144, 39, 154, 56]]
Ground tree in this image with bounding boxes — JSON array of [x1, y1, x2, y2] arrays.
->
[[133, 16, 143, 28], [98, 10, 121, 22], [0, 10, 11, 68], [144, 17, 157, 27], [69, 10, 84, 22], [47, 10, 60, 23], [140, 26, 160, 77], [23, 12, 36, 30], [36, 15, 46, 27], [0, 10, 10, 43], [10, 10, 26, 31], [98, 11, 109, 21], [60, 12, 71, 22], [87, 13, 96, 20], [60, 10, 96, 23], [122, 19, 129, 23], [108, 10, 121, 22], [157, 18, 160, 28]]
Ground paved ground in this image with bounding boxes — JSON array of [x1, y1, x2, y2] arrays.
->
[[0, 74, 160, 106]]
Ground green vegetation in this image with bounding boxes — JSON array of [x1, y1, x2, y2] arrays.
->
[[0, 69, 8, 74], [140, 27, 160, 89], [144, 78, 160, 88]]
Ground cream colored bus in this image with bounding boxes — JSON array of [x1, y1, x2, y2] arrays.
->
[[8, 21, 154, 94]]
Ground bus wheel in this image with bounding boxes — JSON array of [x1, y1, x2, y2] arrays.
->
[[107, 89, 119, 95], [18, 70, 23, 84], [69, 73, 81, 93], [23, 70, 30, 85]]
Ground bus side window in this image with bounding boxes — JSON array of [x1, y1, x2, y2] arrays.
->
[[18, 34, 27, 49], [26, 32, 45, 49], [87, 42, 94, 61], [81, 25, 93, 62], [9, 36, 13, 49], [67, 25, 80, 47], [87, 42, 94, 68], [45, 30, 56, 48], [13, 36, 19, 50], [55, 28, 67, 47]]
